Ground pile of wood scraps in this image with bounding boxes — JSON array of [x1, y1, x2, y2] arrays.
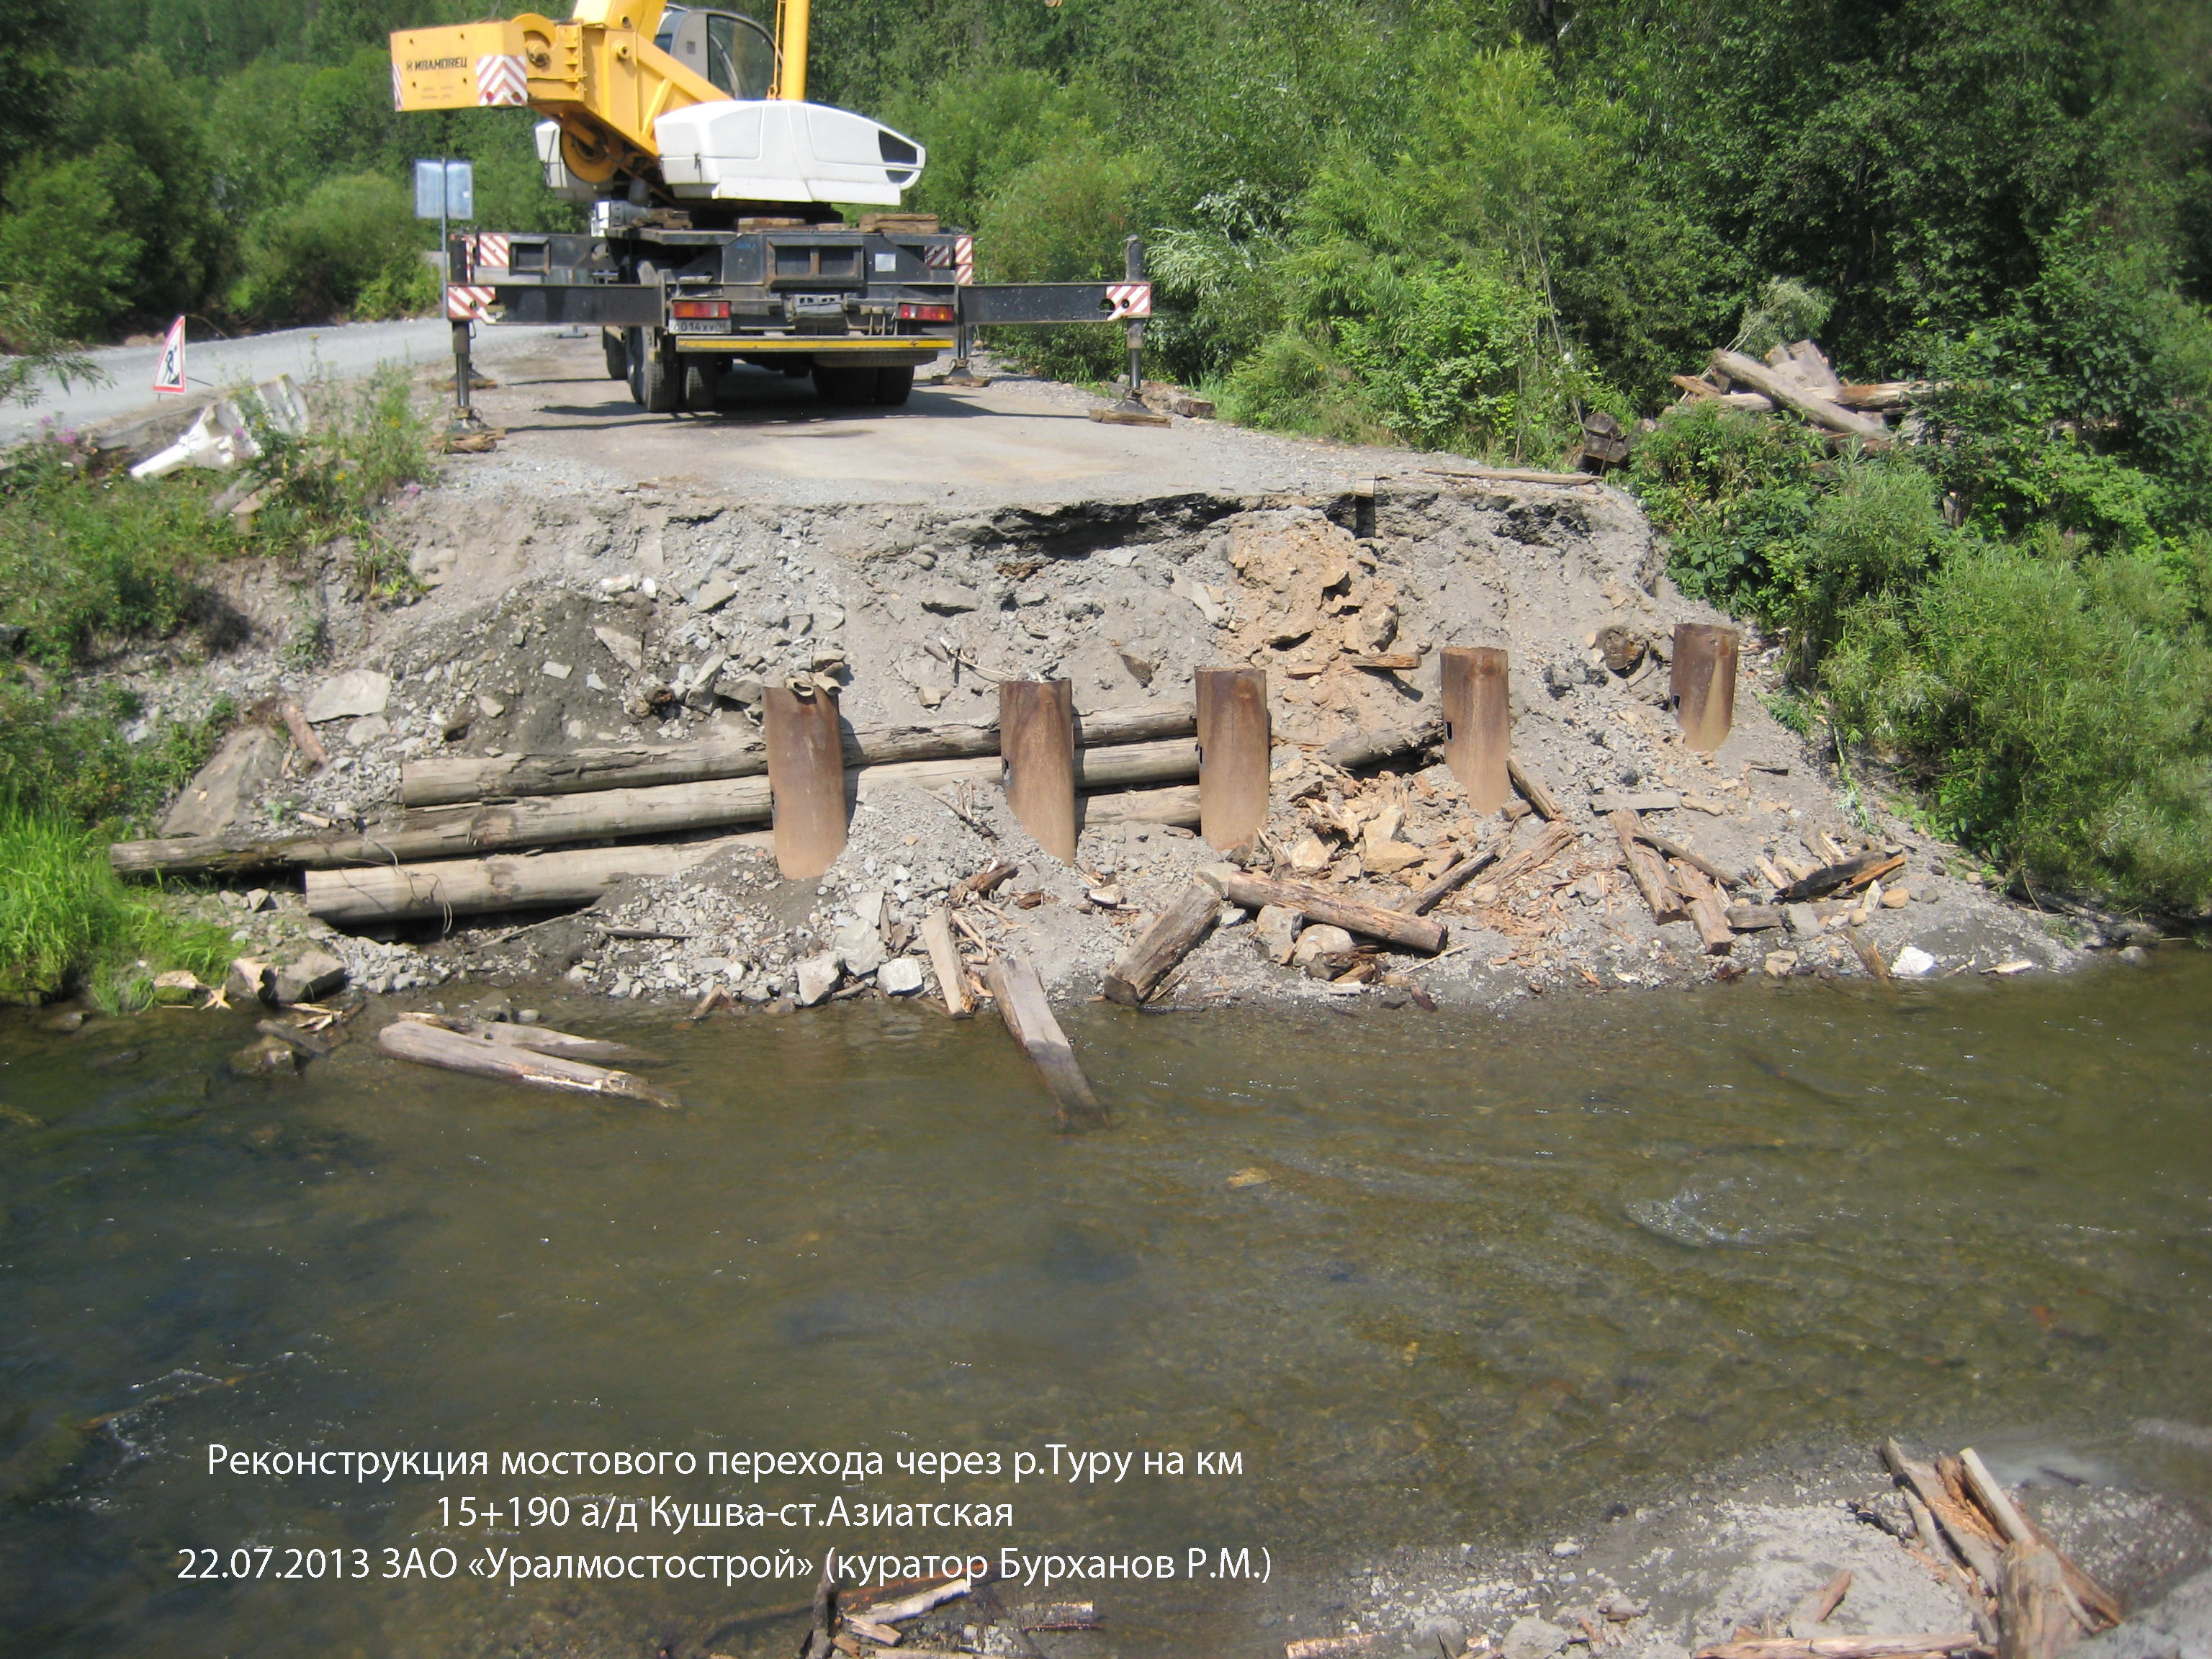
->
[[1668, 338, 1930, 449]]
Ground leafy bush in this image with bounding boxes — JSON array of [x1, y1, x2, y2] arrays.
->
[[1825, 540, 2212, 911], [231, 172, 424, 323], [976, 138, 1146, 384], [1624, 403, 1827, 604]]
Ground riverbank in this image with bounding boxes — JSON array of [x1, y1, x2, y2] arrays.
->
[[92, 339, 2093, 1017]]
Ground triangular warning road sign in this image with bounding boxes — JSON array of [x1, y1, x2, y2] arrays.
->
[[152, 316, 187, 395]]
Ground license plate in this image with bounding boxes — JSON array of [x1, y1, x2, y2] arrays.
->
[[671, 318, 729, 334]]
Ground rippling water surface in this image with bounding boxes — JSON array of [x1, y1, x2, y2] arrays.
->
[[1, 956, 2207, 1656]]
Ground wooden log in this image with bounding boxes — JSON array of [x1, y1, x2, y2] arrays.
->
[[1635, 828, 1741, 888], [1405, 841, 1501, 915], [1204, 871, 1447, 954], [1961, 1449, 2119, 1629], [1323, 714, 1442, 771], [255, 1018, 333, 1058], [400, 703, 1198, 806], [303, 835, 762, 923], [1883, 1440, 2005, 1590], [1727, 904, 1787, 932], [848, 1575, 971, 1625], [1672, 623, 1739, 751], [1711, 349, 1891, 439], [1421, 465, 1601, 487], [279, 700, 328, 771], [1672, 373, 1722, 399], [1103, 881, 1219, 1005], [1611, 809, 1686, 924], [117, 739, 1205, 878], [765, 683, 847, 879], [395, 1010, 659, 1066], [1508, 752, 1563, 821], [1489, 819, 1576, 892], [1441, 647, 1511, 811], [984, 954, 1106, 1126], [1835, 382, 1925, 411], [919, 908, 970, 1016], [1080, 782, 1200, 830], [1196, 667, 1269, 850], [1673, 860, 1737, 953], [999, 679, 1077, 861], [1805, 1570, 1853, 1627], [1694, 1637, 1980, 1659], [374, 1018, 678, 1107], [1775, 851, 1905, 904], [1998, 1544, 2079, 1659]]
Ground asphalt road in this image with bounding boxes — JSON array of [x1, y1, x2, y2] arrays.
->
[[0, 319, 573, 446]]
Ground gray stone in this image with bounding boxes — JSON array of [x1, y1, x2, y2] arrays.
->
[[159, 725, 283, 838], [268, 948, 347, 1005], [230, 1035, 300, 1077], [832, 915, 886, 976], [475, 693, 507, 718], [794, 951, 842, 1007], [693, 575, 739, 612], [302, 668, 391, 724], [593, 626, 644, 670], [1589, 790, 1681, 814], [1503, 1618, 1573, 1659], [878, 958, 925, 995], [1411, 1617, 1467, 1658], [1785, 903, 1821, 938], [682, 652, 727, 711], [1291, 924, 1354, 966], [346, 714, 390, 747], [920, 583, 983, 614], [1255, 904, 1303, 964], [716, 670, 765, 706]]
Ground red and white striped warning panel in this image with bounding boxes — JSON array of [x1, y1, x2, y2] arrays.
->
[[922, 244, 950, 267], [446, 285, 496, 322], [956, 234, 975, 287], [475, 54, 528, 106], [1105, 282, 1151, 319], [465, 233, 512, 274]]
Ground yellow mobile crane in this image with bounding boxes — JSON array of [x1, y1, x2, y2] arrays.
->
[[390, 0, 1152, 415]]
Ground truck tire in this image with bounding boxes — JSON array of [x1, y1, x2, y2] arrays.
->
[[637, 331, 683, 413], [872, 367, 914, 406], [602, 329, 628, 380], [812, 365, 875, 405], [625, 328, 647, 406]]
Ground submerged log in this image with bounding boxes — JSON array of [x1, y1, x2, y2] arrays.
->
[[400, 701, 1197, 806], [1104, 881, 1220, 1006], [919, 908, 970, 1016], [984, 954, 1106, 1127], [395, 1010, 660, 1066], [375, 1018, 678, 1107], [1204, 871, 1447, 954]]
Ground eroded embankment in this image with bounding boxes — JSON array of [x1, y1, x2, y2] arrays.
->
[[126, 470, 2077, 1010]]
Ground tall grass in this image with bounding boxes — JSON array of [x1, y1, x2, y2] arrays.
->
[[0, 811, 230, 1004]]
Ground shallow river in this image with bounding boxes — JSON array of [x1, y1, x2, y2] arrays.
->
[[2, 956, 2208, 1657]]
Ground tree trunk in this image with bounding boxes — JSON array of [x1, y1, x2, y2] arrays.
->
[[1711, 349, 1890, 439], [375, 1017, 678, 1107], [1611, 809, 1686, 924], [304, 835, 763, 923], [1103, 881, 1219, 1005], [1205, 871, 1447, 954], [984, 954, 1106, 1126]]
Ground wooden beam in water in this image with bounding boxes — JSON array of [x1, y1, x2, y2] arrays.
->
[[984, 952, 1106, 1127]]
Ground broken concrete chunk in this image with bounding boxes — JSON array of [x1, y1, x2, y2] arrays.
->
[[1255, 904, 1303, 964], [302, 668, 392, 724], [1892, 945, 1938, 977], [225, 956, 271, 1002], [541, 660, 572, 680], [794, 952, 842, 1006], [1290, 924, 1354, 966], [1784, 902, 1821, 938], [159, 725, 283, 838], [692, 575, 739, 613], [878, 958, 925, 995], [593, 626, 644, 671], [920, 583, 982, 614], [268, 948, 347, 1006], [346, 714, 390, 747]]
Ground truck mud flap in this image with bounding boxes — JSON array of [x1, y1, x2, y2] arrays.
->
[[958, 283, 1149, 326], [494, 284, 664, 328]]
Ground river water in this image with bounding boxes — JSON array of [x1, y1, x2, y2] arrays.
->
[[2, 956, 2208, 1656]]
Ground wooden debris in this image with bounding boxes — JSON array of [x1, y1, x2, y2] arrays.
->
[[1089, 404, 1171, 428], [375, 1018, 678, 1108], [1422, 465, 1601, 487], [1711, 349, 1890, 441], [1103, 881, 1219, 1006], [953, 862, 1019, 903], [1694, 1637, 1980, 1659], [1726, 904, 1787, 932], [254, 1019, 334, 1058], [395, 1010, 661, 1066], [1404, 840, 1502, 916], [1775, 852, 1906, 904], [984, 954, 1107, 1127], [1882, 1440, 2005, 1589], [919, 908, 970, 1016], [279, 699, 329, 773], [1961, 1448, 2120, 1629], [1612, 809, 1688, 924], [1287, 1636, 1381, 1659], [1997, 1545, 2080, 1659], [848, 1575, 971, 1624], [1805, 1570, 1853, 1627], [1673, 860, 1737, 954], [1637, 828, 1742, 888], [1322, 714, 1444, 770], [1008, 1600, 1101, 1631], [1204, 871, 1447, 954], [1508, 752, 1563, 821], [302, 836, 760, 924]]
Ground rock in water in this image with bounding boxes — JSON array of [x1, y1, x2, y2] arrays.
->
[[230, 1035, 300, 1078], [269, 949, 346, 1005], [1892, 945, 1937, 977]]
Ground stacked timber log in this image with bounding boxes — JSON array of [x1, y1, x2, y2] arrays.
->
[[1666, 337, 1928, 448]]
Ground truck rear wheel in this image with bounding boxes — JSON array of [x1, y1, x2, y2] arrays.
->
[[812, 365, 875, 405], [602, 329, 628, 380], [872, 367, 914, 406], [634, 331, 682, 413]]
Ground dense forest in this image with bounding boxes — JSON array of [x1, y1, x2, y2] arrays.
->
[[1, 0, 2209, 919]]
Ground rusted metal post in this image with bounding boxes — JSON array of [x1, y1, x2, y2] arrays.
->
[[1671, 624, 1739, 752], [764, 683, 847, 879], [999, 678, 1076, 862], [1441, 646, 1511, 811], [1195, 667, 1269, 851]]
